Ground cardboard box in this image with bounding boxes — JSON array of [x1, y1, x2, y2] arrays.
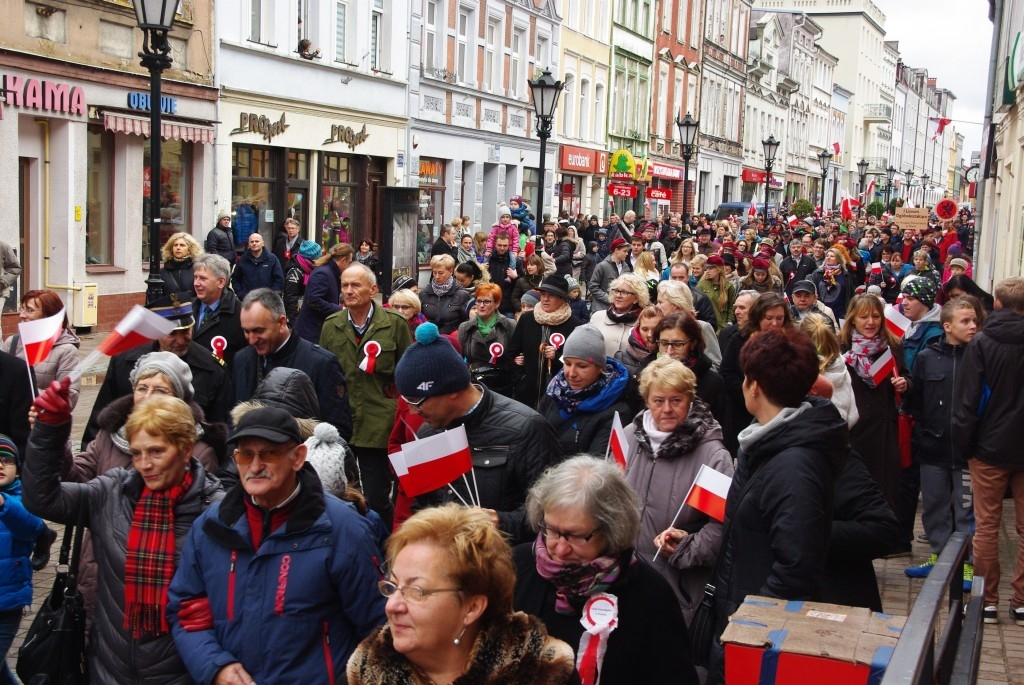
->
[[721, 596, 905, 685]]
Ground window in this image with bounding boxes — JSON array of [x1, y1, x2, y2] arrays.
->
[[86, 127, 114, 265], [484, 19, 501, 91], [232, 145, 277, 249], [578, 78, 591, 139], [536, 34, 551, 72], [335, 0, 348, 63], [511, 28, 526, 98], [143, 139, 192, 264], [457, 10, 470, 82], [689, 0, 700, 47], [657, 66, 668, 139], [561, 75, 575, 137], [673, 72, 684, 139], [660, 0, 671, 32], [250, 0, 275, 45], [423, 0, 437, 70], [320, 153, 356, 252], [371, 0, 384, 70], [594, 83, 606, 140], [299, 0, 319, 54]]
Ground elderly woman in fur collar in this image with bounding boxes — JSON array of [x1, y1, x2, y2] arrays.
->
[[348, 504, 576, 685]]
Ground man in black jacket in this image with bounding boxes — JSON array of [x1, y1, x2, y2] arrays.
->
[[233, 288, 352, 441], [953, 277, 1024, 623], [191, 254, 246, 370], [430, 224, 458, 258], [82, 292, 232, 449], [779, 239, 818, 296], [487, 235, 520, 317], [395, 323, 562, 543], [205, 211, 236, 266]]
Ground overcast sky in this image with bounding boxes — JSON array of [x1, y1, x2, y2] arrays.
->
[[875, 0, 992, 163]]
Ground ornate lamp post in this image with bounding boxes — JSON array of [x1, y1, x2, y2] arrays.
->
[[527, 69, 563, 225], [884, 165, 897, 209], [676, 112, 700, 223], [921, 173, 930, 207], [904, 168, 915, 206], [857, 159, 869, 219], [817, 150, 832, 213], [134, 0, 176, 304], [762, 134, 780, 221]]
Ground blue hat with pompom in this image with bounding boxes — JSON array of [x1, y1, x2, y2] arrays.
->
[[395, 322, 472, 398]]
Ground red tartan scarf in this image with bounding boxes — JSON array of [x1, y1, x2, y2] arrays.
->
[[123, 469, 193, 638]]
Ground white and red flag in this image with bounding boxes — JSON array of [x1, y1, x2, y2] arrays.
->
[[683, 464, 732, 522], [863, 179, 876, 200], [748, 197, 757, 217], [869, 348, 897, 386], [931, 117, 952, 140], [870, 262, 883, 276], [392, 425, 473, 498], [832, 142, 841, 155], [884, 304, 912, 338], [606, 411, 635, 470], [97, 305, 176, 357], [841, 193, 860, 221], [19, 309, 65, 366], [787, 215, 799, 227]]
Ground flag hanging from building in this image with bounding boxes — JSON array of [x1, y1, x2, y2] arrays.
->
[[930, 117, 952, 140], [832, 141, 841, 155]]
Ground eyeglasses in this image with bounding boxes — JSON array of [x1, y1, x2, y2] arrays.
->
[[232, 444, 296, 465], [134, 383, 174, 397], [475, 299, 495, 305], [378, 579, 461, 602], [538, 522, 601, 546], [400, 395, 429, 408], [657, 339, 691, 350], [0, 457, 15, 468], [610, 289, 633, 297], [392, 304, 414, 312]]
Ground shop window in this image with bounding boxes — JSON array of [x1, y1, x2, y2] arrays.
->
[[86, 126, 114, 265], [417, 157, 446, 267], [320, 152, 355, 251], [522, 168, 539, 219], [287, 150, 310, 237], [142, 138, 192, 264], [232, 144, 278, 249]]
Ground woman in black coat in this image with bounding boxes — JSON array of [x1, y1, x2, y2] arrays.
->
[[550, 226, 575, 277], [160, 232, 201, 295], [419, 254, 471, 334]]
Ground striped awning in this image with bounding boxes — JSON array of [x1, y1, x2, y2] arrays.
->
[[103, 112, 215, 145]]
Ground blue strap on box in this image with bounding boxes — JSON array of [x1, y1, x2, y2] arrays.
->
[[868, 645, 895, 685], [757, 628, 789, 685]]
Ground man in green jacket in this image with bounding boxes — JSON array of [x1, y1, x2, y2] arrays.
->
[[320, 263, 412, 528]]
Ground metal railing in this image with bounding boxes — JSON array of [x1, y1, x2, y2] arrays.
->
[[864, 103, 893, 120], [880, 532, 984, 685]]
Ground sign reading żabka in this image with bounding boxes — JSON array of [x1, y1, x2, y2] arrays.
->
[[895, 207, 930, 231]]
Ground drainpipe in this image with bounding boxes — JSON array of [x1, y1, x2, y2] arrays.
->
[[36, 119, 82, 296], [975, 0, 1003, 290]]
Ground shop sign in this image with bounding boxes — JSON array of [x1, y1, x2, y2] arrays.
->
[[608, 183, 637, 199], [646, 187, 672, 201], [560, 145, 600, 173], [650, 163, 683, 180], [418, 158, 445, 186], [562, 183, 575, 195], [127, 91, 178, 115], [742, 168, 767, 183], [608, 149, 637, 180], [229, 111, 289, 143], [0, 74, 86, 119], [323, 122, 370, 150]]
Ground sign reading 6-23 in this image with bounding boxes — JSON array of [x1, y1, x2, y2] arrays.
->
[[607, 183, 638, 199]]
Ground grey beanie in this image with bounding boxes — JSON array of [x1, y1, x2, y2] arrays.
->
[[129, 351, 194, 402], [498, 205, 512, 218], [304, 422, 349, 498], [521, 290, 541, 308], [561, 325, 607, 365]]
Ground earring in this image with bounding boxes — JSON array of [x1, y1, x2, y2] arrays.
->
[[453, 625, 467, 646]]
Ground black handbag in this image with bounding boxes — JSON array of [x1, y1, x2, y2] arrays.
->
[[17, 500, 89, 685]]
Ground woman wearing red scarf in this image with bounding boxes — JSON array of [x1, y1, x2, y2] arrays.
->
[[23, 385, 223, 684]]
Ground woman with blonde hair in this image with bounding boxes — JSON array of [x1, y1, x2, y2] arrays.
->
[[696, 255, 736, 332], [160, 232, 203, 294], [589, 272, 649, 356], [810, 247, 856, 322], [472, 231, 489, 264], [799, 313, 859, 429], [420, 254, 471, 334], [295, 242, 352, 342], [633, 251, 661, 303], [671, 238, 697, 265], [655, 280, 722, 368], [388, 289, 427, 334], [688, 253, 708, 286]]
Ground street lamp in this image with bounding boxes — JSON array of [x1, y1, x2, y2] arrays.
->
[[527, 69, 563, 226], [817, 150, 832, 213], [676, 112, 700, 223], [762, 134, 780, 221], [884, 165, 897, 209], [904, 168, 915, 206], [134, 0, 176, 304], [857, 159, 869, 218], [921, 174, 930, 207]]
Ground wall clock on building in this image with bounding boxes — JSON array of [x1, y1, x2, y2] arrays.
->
[[966, 166, 981, 183]]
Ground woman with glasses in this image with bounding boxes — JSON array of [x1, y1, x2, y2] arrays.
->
[[628, 356, 732, 631], [655, 280, 723, 368], [513, 456, 699, 685], [5, 289, 81, 406], [388, 288, 427, 334], [420, 254, 471, 334], [23, 389, 224, 683], [588, 272, 649, 357], [349, 504, 576, 684], [457, 283, 517, 394]]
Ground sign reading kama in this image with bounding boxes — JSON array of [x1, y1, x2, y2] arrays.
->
[[0, 74, 86, 119]]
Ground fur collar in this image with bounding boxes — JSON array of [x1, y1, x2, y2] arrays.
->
[[347, 611, 576, 685], [632, 396, 715, 460]]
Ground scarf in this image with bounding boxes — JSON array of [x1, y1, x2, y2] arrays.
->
[[532, 302, 573, 326], [547, 366, 612, 416], [822, 264, 841, 287], [605, 304, 641, 325], [624, 326, 650, 361], [429, 275, 455, 296], [296, 254, 316, 285], [533, 535, 626, 615], [476, 313, 499, 337], [843, 332, 890, 387], [737, 403, 809, 454], [641, 411, 672, 456], [124, 468, 194, 638], [458, 245, 475, 263]]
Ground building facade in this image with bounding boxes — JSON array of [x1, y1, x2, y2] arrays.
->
[[743, 12, 788, 207]]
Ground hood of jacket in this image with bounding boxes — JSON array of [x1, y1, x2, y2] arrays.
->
[[568, 358, 630, 417], [96, 394, 227, 459], [252, 367, 321, 419], [905, 303, 942, 340], [981, 308, 1024, 345], [55, 328, 81, 348], [740, 396, 847, 480]]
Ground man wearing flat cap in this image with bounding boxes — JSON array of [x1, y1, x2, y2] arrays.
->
[[82, 292, 232, 448], [205, 210, 237, 266], [168, 406, 386, 685]]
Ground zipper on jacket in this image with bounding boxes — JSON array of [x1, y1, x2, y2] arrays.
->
[[322, 621, 335, 684], [228, 550, 237, 621]]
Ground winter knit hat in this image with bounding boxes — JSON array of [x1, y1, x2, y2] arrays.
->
[[949, 258, 969, 271], [565, 276, 581, 293], [498, 205, 512, 218], [902, 275, 938, 308], [392, 274, 417, 292], [304, 422, 349, 498], [298, 240, 322, 260], [395, 323, 473, 398], [947, 244, 964, 258], [217, 210, 232, 222], [510, 195, 526, 206], [562, 325, 607, 365], [130, 351, 195, 403], [0, 434, 18, 470], [521, 290, 542, 308]]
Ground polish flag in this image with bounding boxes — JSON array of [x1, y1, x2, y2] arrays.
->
[[870, 262, 883, 276], [607, 411, 634, 470], [392, 425, 473, 498], [19, 309, 65, 366], [683, 464, 732, 522], [832, 141, 841, 155], [869, 348, 897, 386], [748, 197, 757, 217], [841, 194, 860, 221], [787, 215, 799, 227], [884, 304, 912, 338], [863, 180, 876, 199], [931, 117, 952, 140], [97, 305, 177, 357]]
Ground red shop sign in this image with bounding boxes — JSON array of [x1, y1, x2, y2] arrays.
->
[[646, 187, 672, 200], [560, 145, 598, 173], [742, 168, 767, 183], [608, 183, 638, 199], [562, 183, 576, 195]]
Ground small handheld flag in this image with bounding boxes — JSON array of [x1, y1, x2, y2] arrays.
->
[[19, 309, 65, 366]]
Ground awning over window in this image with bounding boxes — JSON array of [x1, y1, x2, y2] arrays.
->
[[103, 112, 214, 145]]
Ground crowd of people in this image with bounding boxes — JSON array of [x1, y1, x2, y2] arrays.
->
[[0, 200, 1017, 685]]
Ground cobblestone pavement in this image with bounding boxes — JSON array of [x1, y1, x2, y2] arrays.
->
[[8, 333, 1024, 682]]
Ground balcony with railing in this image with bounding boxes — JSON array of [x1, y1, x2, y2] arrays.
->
[[863, 104, 892, 123]]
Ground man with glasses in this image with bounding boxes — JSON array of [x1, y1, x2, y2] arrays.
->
[[320, 263, 413, 529], [168, 405, 386, 685], [589, 238, 632, 313], [395, 322, 560, 543]]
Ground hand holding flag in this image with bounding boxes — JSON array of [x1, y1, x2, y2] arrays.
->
[[391, 425, 476, 500], [653, 464, 732, 561]]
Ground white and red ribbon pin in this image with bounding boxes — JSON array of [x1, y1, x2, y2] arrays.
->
[[210, 336, 227, 360], [359, 340, 382, 374], [488, 342, 504, 365], [576, 593, 619, 685], [549, 332, 565, 350]]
